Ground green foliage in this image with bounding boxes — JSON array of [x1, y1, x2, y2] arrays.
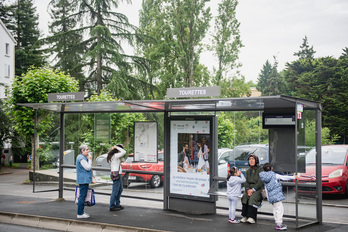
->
[[3, 0, 46, 76], [81, 91, 146, 157], [0, 100, 14, 155], [284, 56, 348, 143], [36, 143, 59, 167], [340, 47, 348, 59], [7, 67, 79, 136], [217, 112, 234, 148], [257, 57, 286, 96], [219, 76, 250, 97], [218, 112, 268, 148], [6, 67, 79, 170], [305, 120, 339, 147], [139, 0, 212, 98], [46, 0, 86, 91], [247, 116, 268, 144], [73, 0, 151, 98], [293, 36, 316, 60], [210, 0, 243, 88]]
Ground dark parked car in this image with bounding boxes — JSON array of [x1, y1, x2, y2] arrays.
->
[[228, 144, 269, 174]]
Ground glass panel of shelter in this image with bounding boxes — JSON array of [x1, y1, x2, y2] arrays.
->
[[296, 109, 318, 227]]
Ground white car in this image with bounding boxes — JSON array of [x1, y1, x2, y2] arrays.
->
[[217, 148, 233, 184]]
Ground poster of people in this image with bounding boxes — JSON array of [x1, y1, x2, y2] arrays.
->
[[170, 120, 211, 198]]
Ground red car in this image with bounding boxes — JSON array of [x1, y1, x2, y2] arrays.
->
[[121, 151, 164, 188], [297, 145, 348, 196]]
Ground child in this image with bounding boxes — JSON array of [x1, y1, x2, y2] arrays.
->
[[259, 163, 298, 231], [226, 166, 246, 224]]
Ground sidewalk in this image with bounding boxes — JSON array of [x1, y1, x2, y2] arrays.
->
[[0, 167, 347, 232]]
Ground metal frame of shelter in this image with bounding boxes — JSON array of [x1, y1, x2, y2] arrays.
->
[[18, 95, 322, 228]]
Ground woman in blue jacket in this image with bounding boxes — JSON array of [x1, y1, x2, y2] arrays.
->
[[76, 144, 93, 219]]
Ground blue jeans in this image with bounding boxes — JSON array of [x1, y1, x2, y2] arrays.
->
[[77, 184, 89, 215], [110, 174, 123, 209]]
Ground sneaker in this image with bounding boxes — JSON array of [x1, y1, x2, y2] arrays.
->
[[240, 217, 248, 223], [77, 213, 90, 219], [247, 217, 256, 224], [276, 224, 287, 230], [229, 219, 240, 224], [117, 205, 124, 210], [110, 207, 121, 211]]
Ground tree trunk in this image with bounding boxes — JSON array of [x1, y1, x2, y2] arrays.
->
[[31, 133, 40, 171]]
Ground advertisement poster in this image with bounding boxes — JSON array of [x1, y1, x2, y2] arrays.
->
[[134, 122, 158, 162], [170, 120, 211, 198]]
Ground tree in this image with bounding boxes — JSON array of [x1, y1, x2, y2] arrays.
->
[[305, 120, 339, 147], [81, 90, 146, 158], [6, 67, 79, 170], [67, 0, 151, 99], [257, 57, 285, 96], [284, 56, 348, 144], [217, 112, 234, 148], [0, 1, 12, 24], [340, 47, 348, 59], [210, 0, 243, 86], [45, 0, 86, 92], [293, 36, 316, 60], [0, 100, 21, 169], [220, 76, 250, 97], [139, 0, 211, 98], [5, 0, 46, 76]]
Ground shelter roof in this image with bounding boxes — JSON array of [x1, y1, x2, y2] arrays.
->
[[17, 95, 321, 113]]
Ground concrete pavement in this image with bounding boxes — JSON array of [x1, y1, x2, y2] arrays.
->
[[1, 167, 348, 232]]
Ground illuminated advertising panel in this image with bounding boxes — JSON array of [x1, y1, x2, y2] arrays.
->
[[170, 120, 211, 198]]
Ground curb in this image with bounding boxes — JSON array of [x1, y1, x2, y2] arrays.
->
[[0, 171, 12, 175], [0, 211, 168, 232]]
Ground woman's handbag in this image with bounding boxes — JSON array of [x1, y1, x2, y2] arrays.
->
[[111, 171, 120, 181], [111, 163, 121, 181], [75, 186, 95, 206]]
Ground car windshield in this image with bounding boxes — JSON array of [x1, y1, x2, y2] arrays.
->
[[124, 156, 133, 163], [229, 146, 267, 161], [305, 147, 347, 165]]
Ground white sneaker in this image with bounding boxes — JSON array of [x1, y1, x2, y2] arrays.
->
[[77, 213, 90, 219], [241, 217, 248, 223], [247, 217, 255, 224]]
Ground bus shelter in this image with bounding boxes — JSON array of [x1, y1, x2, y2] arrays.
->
[[18, 95, 322, 229]]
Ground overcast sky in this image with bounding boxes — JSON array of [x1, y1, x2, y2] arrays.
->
[[34, 0, 348, 83]]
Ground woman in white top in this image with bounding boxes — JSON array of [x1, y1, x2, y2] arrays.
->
[[107, 144, 126, 211]]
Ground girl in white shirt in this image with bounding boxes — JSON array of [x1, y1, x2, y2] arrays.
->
[[107, 145, 126, 211]]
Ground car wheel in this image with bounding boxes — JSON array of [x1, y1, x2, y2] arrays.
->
[[345, 180, 348, 198], [149, 175, 161, 188]]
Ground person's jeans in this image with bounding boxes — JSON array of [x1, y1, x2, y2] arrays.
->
[[110, 174, 123, 209], [77, 184, 89, 215]]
